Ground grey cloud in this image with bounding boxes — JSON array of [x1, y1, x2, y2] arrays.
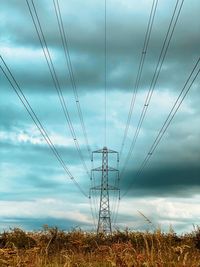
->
[[0, 139, 90, 170], [1, 0, 199, 94], [1, 0, 200, 232], [121, 164, 200, 198]]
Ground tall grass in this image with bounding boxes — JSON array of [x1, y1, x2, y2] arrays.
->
[[0, 226, 200, 266]]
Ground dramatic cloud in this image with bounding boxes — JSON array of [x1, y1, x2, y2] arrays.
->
[[0, 0, 200, 233]]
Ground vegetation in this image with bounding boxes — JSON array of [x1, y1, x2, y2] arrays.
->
[[0, 226, 200, 266]]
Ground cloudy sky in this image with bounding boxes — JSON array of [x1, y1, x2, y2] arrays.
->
[[0, 0, 200, 233]]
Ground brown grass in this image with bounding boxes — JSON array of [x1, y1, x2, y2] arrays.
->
[[0, 225, 200, 266]]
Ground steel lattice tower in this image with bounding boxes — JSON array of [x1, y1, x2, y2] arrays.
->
[[90, 147, 119, 234]]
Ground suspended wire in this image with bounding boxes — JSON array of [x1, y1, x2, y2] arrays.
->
[[111, 189, 120, 225], [104, 0, 107, 147], [112, 191, 120, 228], [114, 0, 159, 225], [53, 0, 91, 157], [119, 0, 159, 158], [0, 56, 88, 198], [90, 192, 99, 224], [26, 0, 90, 179], [110, 157, 120, 223], [110, 174, 118, 220], [89, 156, 97, 228], [121, 56, 200, 198], [107, 159, 120, 226], [94, 177, 100, 223], [110, 189, 117, 222], [89, 190, 97, 230], [112, 161, 121, 226], [90, 156, 99, 225], [120, 0, 185, 179], [2, 0, 195, 232], [89, 171, 97, 229]]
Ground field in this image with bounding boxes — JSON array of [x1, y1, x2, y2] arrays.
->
[[0, 226, 200, 267]]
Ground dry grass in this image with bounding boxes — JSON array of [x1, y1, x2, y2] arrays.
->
[[0, 226, 200, 266]]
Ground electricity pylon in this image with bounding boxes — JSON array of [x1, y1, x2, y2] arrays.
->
[[90, 147, 119, 234]]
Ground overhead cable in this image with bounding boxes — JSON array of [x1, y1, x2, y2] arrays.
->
[[0, 56, 88, 198], [26, 0, 90, 179], [119, 0, 159, 158], [53, 0, 91, 157], [120, 0, 185, 178], [104, 0, 107, 146], [122, 56, 200, 198]]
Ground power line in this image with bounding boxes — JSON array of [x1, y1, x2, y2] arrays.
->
[[120, 0, 185, 179], [26, 0, 90, 179], [91, 158, 100, 224], [53, 0, 91, 157], [119, 0, 159, 158], [112, 191, 120, 229], [114, 0, 158, 228], [110, 159, 120, 224], [121, 56, 200, 198], [89, 191, 97, 230], [104, 0, 107, 147], [111, 188, 120, 224], [89, 156, 98, 228], [0, 55, 88, 198]]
